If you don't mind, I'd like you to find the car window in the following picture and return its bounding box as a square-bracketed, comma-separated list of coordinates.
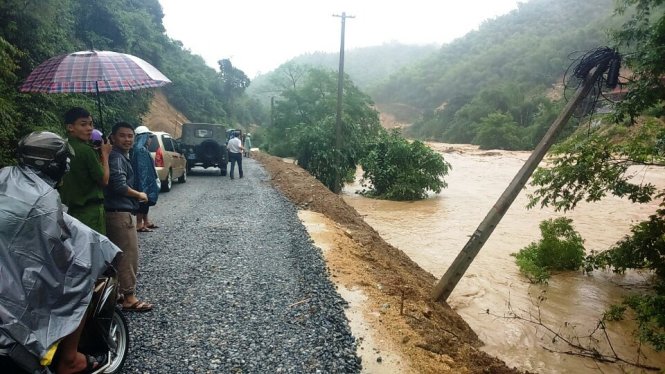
[195, 129, 212, 138]
[147, 134, 159, 152]
[162, 135, 175, 152]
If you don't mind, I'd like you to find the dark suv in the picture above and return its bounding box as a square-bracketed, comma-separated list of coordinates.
[180, 123, 228, 176]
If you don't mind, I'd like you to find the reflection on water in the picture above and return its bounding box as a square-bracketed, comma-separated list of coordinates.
[343, 143, 665, 373]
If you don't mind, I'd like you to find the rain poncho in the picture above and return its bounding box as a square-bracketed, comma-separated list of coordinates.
[244, 136, 252, 154]
[131, 132, 160, 205]
[0, 166, 120, 361]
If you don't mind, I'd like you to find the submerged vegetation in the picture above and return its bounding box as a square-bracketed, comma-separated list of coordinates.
[359, 129, 451, 200]
[511, 217, 585, 283]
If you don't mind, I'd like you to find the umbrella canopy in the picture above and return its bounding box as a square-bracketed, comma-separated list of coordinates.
[19, 50, 171, 93]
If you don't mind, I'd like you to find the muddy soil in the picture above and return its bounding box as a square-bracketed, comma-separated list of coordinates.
[253, 152, 524, 374]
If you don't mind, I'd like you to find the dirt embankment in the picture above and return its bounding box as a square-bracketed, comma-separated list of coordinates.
[141, 90, 189, 137]
[253, 152, 524, 374]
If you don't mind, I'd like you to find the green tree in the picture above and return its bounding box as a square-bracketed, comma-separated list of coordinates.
[612, 0, 665, 121]
[266, 66, 382, 192]
[473, 112, 524, 150]
[527, 121, 663, 212]
[218, 58, 250, 122]
[360, 129, 451, 200]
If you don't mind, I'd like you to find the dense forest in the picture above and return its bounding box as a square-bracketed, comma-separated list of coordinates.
[0, 0, 263, 167]
[371, 0, 621, 149]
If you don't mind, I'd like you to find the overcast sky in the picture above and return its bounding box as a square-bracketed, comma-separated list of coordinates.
[159, 0, 522, 78]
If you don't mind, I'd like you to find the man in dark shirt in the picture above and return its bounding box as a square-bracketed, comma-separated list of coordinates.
[104, 122, 153, 312]
[59, 107, 111, 234]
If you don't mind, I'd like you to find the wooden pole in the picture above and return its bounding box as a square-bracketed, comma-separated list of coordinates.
[432, 67, 603, 302]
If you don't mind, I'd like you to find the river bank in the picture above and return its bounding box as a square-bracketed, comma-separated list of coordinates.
[341, 142, 665, 373]
[253, 151, 523, 373]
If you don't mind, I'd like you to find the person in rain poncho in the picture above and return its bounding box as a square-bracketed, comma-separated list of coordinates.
[131, 125, 160, 232]
[243, 133, 252, 158]
[0, 131, 120, 373]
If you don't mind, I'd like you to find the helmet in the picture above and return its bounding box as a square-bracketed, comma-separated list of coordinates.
[17, 131, 73, 182]
[134, 125, 151, 135]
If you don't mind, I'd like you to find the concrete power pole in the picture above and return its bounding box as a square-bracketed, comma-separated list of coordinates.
[432, 67, 605, 302]
[332, 12, 354, 193]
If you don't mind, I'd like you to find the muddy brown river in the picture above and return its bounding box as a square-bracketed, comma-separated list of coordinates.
[342, 143, 665, 373]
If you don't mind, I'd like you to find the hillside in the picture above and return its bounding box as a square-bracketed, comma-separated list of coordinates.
[141, 90, 190, 138]
[371, 0, 621, 146]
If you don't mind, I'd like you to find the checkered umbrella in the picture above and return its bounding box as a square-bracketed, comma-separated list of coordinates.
[20, 50, 171, 93]
[20, 50, 171, 132]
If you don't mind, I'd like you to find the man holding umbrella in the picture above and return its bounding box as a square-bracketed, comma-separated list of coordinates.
[59, 107, 111, 234]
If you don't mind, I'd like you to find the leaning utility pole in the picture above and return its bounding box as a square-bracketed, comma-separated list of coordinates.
[332, 12, 354, 193]
[432, 66, 605, 302]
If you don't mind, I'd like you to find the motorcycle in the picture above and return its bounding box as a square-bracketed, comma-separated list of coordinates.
[0, 268, 130, 374]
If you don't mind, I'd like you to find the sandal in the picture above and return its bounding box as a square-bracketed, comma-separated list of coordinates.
[122, 300, 153, 312]
[80, 353, 103, 374]
[137, 227, 153, 232]
[146, 223, 159, 229]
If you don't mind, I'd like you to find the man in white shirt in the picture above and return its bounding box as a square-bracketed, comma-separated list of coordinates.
[227, 131, 244, 179]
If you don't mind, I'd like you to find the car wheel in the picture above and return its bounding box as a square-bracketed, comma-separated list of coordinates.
[161, 170, 172, 192]
[178, 167, 187, 183]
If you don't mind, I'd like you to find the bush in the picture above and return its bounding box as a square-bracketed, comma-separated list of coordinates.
[359, 129, 451, 200]
[511, 217, 586, 282]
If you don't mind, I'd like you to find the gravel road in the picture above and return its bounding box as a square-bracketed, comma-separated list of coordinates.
[120, 158, 361, 373]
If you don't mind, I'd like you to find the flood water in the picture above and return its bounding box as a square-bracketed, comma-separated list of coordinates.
[342, 143, 665, 373]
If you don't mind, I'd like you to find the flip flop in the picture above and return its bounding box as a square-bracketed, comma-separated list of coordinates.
[76, 353, 103, 374]
[122, 300, 153, 312]
[146, 224, 159, 229]
[137, 227, 154, 232]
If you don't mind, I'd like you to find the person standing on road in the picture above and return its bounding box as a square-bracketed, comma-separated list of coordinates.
[227, 130, 244, 179]
[59, 107, 111, 234]
[131, 125, 160, 233]
[243, 133, 252, 158]
[105, 122, 153, 312]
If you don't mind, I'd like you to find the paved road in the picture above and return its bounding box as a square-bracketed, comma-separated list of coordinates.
[121, 158, 360, 373]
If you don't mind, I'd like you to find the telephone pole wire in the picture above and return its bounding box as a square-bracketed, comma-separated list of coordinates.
[332, 11, 354, 193]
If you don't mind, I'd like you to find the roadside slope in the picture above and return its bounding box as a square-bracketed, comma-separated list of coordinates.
[253, 152, 524, 374]
[141, 91, 189, 137]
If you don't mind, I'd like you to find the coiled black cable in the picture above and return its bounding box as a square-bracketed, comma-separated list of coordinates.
[562, 47, 622, 119]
